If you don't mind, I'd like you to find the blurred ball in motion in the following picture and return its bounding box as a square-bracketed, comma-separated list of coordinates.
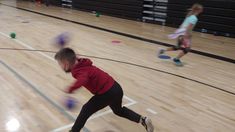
[64, 96, 77, 110]
[53, 32, 70, 48]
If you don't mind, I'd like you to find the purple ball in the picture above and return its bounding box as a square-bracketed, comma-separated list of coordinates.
[65, 97, 76, 110]
[55, 32, 70, 47]
[58, 36, 66, 46]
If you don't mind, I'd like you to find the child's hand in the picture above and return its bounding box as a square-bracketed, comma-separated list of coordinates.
[64, 88, 72, 94]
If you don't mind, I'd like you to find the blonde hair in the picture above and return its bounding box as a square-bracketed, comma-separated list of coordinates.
[187, 3, 203, 17]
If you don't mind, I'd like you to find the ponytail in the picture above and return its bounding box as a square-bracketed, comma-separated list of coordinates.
[186, 3, 203, 17]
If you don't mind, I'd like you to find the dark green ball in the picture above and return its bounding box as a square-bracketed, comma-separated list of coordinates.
[10, 32, 16, 39]
[96, 13, 100, 17]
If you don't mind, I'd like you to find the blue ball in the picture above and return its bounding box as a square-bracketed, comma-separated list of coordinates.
[65, 97, 76, 110]
[58, 36, 66, 46]
[55, 32, 70, 47]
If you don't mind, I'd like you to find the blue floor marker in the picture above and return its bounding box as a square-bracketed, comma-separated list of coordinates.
[158, 54, 171, 59]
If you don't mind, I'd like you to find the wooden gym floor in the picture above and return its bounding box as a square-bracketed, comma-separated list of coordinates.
[0, 1, 234, 132]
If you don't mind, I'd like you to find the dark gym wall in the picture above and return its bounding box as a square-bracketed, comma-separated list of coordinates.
[32, 0, 235, 37]
[24, 0, 143, 19]
[72, 0, 143, 20]
[49, 0, 61, 6]
[166, 0, 235, 37]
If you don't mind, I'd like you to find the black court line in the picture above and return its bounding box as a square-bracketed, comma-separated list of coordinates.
[0, 3, 234, 64]
[0, 47, 234, 96]
[0, 60, 90, 132]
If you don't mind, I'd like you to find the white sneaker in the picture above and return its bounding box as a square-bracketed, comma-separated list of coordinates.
[141, 117, 154, 132]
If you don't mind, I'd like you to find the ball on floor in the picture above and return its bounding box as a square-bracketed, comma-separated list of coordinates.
[10, 32, 16, 39]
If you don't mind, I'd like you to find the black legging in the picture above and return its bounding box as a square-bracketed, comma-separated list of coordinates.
[71, 81, 141, 132]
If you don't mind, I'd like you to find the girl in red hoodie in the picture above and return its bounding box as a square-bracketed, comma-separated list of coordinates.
[55, 48, 154, 132]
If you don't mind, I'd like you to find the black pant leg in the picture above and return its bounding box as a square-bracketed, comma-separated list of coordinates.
[109, 82, 141, 123]
[71, 95, 110, 132]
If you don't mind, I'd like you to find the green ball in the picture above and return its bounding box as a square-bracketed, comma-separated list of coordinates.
[96, 13, 100, 17]
[10, 32, 16, 39]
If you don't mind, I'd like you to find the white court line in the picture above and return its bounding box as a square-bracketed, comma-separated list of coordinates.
[146, 108, 157, 115]
[51, 123, 73, 132]
[124, 95, 137, 104]
[89, 99, 137, 120]
[0, 31, 138, 132]
[0, 31, 137, 105]
[0, 32, 55, 61]
[51, 101, 137, 132]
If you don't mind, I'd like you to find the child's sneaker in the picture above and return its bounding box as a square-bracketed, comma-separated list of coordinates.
[141, 117, 154, 132]
[157, 48, 165, 56]
[173, 58, 183, 66]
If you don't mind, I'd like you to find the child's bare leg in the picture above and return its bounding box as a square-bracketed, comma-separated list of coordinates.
[173, 47, 190, 63]
[158, 36, 183, 55]
[175, 50, 186, 59]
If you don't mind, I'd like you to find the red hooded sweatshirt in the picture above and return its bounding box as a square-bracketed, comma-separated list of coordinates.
[68, 58, 115, 95]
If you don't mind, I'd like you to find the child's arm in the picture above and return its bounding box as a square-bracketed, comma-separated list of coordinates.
[185, 16, 197, 37]
[66, 72, 89, 93]
[185, 24, 194, 37]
